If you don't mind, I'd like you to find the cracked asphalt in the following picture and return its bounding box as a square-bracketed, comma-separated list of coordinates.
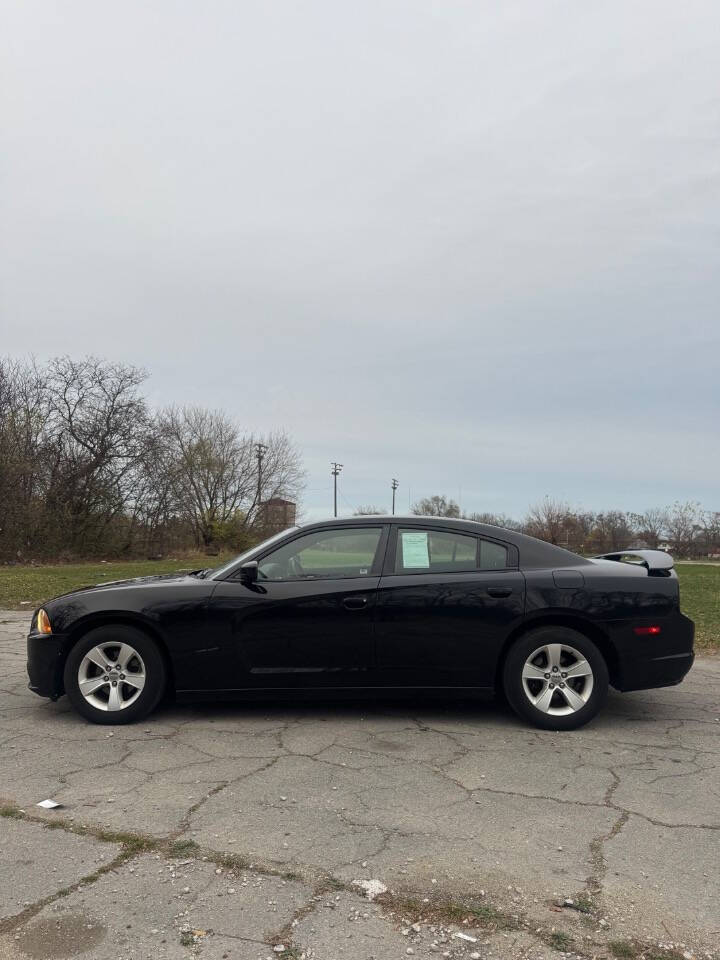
[1, 611, 719, 960]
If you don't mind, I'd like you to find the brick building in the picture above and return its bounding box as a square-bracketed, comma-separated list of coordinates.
[258, 498, 297, 533]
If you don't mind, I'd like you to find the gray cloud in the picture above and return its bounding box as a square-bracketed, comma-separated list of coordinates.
[2, 0, 718, 519]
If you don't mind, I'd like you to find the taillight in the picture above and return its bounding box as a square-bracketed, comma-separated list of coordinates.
[36, 609, 52, 634]
[633, 625, 661, 636]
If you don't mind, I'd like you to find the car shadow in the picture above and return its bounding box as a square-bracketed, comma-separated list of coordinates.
[156, 691, 515, 724]
[148, 686, 675, 731]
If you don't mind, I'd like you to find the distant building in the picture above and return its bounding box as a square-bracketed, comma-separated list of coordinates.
[258, 498, 297, 533]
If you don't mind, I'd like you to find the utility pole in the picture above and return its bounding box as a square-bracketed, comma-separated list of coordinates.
[391, 478, 399, 515]
[331, 462, 343, 517]
[255, 443, 268, 515]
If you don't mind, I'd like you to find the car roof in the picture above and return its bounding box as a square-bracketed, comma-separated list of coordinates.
[294, 515, 590, 568]
[298, 514, 496, 533]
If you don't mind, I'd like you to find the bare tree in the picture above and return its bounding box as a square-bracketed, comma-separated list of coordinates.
[159, 408, 303, 549]
[698, 510, 720, 557]
[592, 511, 634, 552]
[247, 431, 305, 526]
[411, 495, 460, 518]
[5, 354, 720, 566]
[0, 358, 49, 557]
[666, 501, 703, 557]
[524, 497, 571, 545]
[465, 511, 522, 530]
[354, 505, 386, 515]
[158, 406, 254, 548]
[127, 423, 187, 556]
[0, 356, 305, 560]
[628, 508, 669, 549]
[42, 356, 152, 553]
[0, 356, 153, 558]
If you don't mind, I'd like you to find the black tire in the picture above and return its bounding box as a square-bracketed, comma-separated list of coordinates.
[63, 624, 166, 725]
[503, 626, 608, 730]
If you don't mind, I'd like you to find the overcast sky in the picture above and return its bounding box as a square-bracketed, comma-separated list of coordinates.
[1, 0, 718, 521]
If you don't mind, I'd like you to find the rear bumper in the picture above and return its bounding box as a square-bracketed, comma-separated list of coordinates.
[27, 632, 65, 699]
[615, 650, 694, 691]
[611, 612, 695, 692]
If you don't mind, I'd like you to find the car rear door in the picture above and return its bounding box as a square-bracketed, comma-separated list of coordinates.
[373, 524, 525, 688]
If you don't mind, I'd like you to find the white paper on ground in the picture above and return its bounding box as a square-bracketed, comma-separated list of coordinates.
[37, 799, 62, 809]
[352, 879, 388, 900]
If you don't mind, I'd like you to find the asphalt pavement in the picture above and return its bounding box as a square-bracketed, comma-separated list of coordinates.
[1, 611, 718, 960]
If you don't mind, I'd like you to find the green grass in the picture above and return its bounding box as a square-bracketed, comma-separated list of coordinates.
[609, 940, 638, 959]
[546, 930, 574, 951]
[0, 554, 233, 609]
[0, 556, 717, 652]
[676, 563, 720, 651]
[168, 838, 200, 857]
[564, 893, 594, 914]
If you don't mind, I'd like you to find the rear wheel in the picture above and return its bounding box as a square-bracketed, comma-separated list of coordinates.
[64, 625, 166, 724]
[503, 626, 608, 730]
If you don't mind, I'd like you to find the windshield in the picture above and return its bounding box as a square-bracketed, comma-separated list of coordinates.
[208, 527, 299, 580]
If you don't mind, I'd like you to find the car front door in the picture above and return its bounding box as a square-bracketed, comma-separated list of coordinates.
[374, 524, 525, 688]
[208, 525, 389, 690]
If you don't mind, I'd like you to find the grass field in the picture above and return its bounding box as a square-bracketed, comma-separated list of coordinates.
[0, 555, 233, 612]
[0, 556, 717, 651]
[676, 563, 720, 651]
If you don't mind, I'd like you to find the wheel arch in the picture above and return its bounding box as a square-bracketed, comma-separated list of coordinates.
[495, 613, 618, 692]
[61, 613, 175, 697]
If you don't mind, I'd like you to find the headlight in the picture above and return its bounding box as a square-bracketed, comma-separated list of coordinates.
[36, 608, 52, 635]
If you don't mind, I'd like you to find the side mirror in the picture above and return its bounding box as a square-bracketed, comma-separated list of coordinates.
[239, 560, 259, 584]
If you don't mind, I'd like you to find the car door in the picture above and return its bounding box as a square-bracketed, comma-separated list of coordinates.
[208, 524, 389, 689]
[374, 524, 525, 687]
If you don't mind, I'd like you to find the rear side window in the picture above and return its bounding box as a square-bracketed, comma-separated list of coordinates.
[394, 528, 508, 574]
[480, 539, 508, 570]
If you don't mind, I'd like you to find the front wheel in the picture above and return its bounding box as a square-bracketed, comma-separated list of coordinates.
[63, 625, 166, 724]
[503, 627, 608, 730]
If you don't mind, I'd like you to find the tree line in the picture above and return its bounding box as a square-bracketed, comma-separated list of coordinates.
[356, 495, 720, 559]
[2, 357, 716, 564]
[0, 357, 303, 562]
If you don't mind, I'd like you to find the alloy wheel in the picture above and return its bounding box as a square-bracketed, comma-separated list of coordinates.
[521, 642, 594, 716]
[77, 641, 146, 712]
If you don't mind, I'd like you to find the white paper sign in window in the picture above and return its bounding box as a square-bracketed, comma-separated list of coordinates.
[401, 531, 430, 569]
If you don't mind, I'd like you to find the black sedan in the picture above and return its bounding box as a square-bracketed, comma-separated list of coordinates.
[27, 517, 694, 729]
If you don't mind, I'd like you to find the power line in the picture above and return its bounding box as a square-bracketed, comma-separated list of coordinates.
[339, 490, 357, 514]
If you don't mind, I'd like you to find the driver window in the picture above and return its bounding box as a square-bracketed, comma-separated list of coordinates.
[257, 528, 383, 581]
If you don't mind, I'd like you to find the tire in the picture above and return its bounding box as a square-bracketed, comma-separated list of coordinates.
[503, 626, 608, 730]
[63, 624, 166, 725]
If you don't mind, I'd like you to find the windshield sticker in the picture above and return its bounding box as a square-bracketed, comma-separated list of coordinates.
[401, 531, 430, 569]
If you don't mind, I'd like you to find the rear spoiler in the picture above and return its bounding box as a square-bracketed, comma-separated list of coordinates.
[593, 549, 674, 577]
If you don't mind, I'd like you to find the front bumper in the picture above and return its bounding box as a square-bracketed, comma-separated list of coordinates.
[27, 632, 65, 699]
[612, 612, 695, 692]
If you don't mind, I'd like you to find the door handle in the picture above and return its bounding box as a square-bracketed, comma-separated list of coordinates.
[487, 586, 512, 598]
[343, 596, 368, 610]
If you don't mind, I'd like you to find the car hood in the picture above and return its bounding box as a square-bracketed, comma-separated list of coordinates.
[46, 571, 202, 604]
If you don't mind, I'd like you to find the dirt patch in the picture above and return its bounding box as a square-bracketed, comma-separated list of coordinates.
[15, 914, 106, 959]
